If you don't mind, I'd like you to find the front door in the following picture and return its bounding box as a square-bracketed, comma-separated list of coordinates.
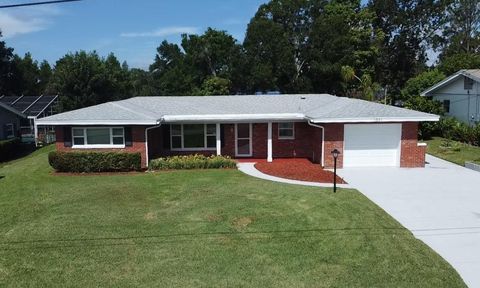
[235, 123, 252, 157]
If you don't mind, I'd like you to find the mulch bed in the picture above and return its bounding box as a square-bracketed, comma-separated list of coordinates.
[254, 158, 346, 184]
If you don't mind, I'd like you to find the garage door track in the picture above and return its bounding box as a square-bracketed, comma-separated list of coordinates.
[338, 155, 480, 288]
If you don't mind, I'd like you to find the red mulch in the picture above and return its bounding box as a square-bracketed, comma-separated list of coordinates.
[254, 158, 346, 184]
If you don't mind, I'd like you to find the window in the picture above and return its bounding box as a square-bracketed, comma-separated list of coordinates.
[72, 127, 125, 148]
[464, 77, 474, 90]
[278, 122, 295, 139]
[170, 124, 217, 150]
[5, 123, 14, 139]
[443, 100, 450, 113]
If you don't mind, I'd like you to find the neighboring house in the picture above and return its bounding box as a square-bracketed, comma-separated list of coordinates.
[421, 69, 480, 125]
[0, 95, 59, 143]
[0, 102, 25, 141]
[36, 94, 439, 169]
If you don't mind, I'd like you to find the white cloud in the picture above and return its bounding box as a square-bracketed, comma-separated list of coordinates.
[0, 5, 62, 38]
[120, 26, 199, 38]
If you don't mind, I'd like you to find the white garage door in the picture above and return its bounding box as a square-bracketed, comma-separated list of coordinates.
[344, 124, 401, 167]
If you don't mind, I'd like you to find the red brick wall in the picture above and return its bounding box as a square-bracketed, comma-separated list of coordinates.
[322, 123, 344, 169]
[400, 122, 426, 167]
[55, 126, 148, 168]
[54, 122, 427, 169]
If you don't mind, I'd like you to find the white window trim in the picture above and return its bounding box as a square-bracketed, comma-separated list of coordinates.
[235, 123, 253, 157]
[72, 127, 125, 149]
[170, 124, 217, 151]
[5, 123, 15, 139]
[278, 122, 295, 140]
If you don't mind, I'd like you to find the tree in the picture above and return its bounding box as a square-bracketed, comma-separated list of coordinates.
[401, 69, 446, 99]
[368, 0, 449, 94]
[308, 0, 381, 95]
[9, 53, 41, 95]
[48, 51, 132, 111]
[0, 31, 15, 95]
[436, 0, 480, 58]
[198, 76, 231, 96]
[438, 53, 480, 75]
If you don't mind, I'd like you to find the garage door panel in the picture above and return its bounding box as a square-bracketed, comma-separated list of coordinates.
[344, 124, 401, 167]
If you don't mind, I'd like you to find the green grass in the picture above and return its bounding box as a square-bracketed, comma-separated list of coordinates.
[425, 137, 480, 166]
[0, 146, 465, 287]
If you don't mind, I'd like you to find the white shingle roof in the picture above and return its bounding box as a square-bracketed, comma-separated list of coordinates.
[36, 94, 439, 125]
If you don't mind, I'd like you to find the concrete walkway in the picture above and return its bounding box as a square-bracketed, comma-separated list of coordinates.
[337, 155, 480, 288]
[237, 162, 351, 188]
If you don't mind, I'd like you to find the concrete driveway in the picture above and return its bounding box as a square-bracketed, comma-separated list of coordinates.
[337, 155, 480, 288]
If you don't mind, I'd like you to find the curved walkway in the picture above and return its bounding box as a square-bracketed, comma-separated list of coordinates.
[237, 163, 351, 188]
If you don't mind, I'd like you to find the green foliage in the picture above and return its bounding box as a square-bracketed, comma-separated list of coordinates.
[437, 117, 480, 146]
[149, 154, 237, 170]
[404, 96, 444, 139]
[198, 76, 231, 95]
[401, 69, 446, 99]
[369, 0, 448, 94]
[48, 51, 132, 111]
[0, 31, 16, 95]
[0, 138, 20, 162]
[438, 53, 480, 75]
[48, 151, 141, 173]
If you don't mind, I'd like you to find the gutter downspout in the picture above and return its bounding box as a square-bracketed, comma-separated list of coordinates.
[145, 120, 163, 168]
[307, 121, 325, 167]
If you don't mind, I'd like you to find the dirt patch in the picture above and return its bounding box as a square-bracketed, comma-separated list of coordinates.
[206, 214, 223, 222]
[144, 212, 157, 220]
[232, 216, 254, 230]
[255, 158, 346, 184]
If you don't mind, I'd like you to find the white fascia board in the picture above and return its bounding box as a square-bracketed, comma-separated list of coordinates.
[35, 119, 160, 126]
[420, 73, 463, 96]
[161, 113, 305, 123]
[308, 116, 440, 123]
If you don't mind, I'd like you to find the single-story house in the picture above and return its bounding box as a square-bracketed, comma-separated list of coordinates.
[0, 95, 59, 143]
[0, 101, 25, 140]
[36, 94, 439, 169]
[421, 69, 480, 125]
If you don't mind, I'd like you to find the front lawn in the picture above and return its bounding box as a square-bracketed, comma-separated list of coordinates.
[425, 137, 480, 166]
[0, 146, 465, 287]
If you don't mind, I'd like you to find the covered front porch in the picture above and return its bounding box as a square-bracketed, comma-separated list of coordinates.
[146, 122, 326, 166]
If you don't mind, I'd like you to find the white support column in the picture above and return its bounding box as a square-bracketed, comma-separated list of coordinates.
[267, 122, 273, 162]
[216, 123, 221, 156]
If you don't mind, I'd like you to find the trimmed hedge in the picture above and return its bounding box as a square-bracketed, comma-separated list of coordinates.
[0, 138, 20, 162]
[48, 151, 142, 173]
[149, 154, 237, 170]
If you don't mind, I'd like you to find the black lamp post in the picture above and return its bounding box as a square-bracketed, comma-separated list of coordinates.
[331, 149, 340, 193]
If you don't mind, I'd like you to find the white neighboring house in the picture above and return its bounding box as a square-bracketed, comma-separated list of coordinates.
[421, 69, 480, 125]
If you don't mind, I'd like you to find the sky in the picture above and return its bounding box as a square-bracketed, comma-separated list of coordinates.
[0, 0, 268, 69]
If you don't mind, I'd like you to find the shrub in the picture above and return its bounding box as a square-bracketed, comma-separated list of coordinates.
[49, 151, 142, 173]
[0, 138, 21, 162]
[438, 117, 480, 146]
[149, 154, 237, 170]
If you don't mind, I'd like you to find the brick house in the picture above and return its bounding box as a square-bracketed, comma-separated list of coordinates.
[37, 94, 439, 169]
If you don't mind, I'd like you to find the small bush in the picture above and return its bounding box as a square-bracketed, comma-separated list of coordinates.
[149, 154, 237, 170]
[49, 151, 142, 173]
[0, 138, 21, 162]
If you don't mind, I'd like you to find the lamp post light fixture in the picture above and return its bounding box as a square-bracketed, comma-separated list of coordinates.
[331, 149, 340, 193]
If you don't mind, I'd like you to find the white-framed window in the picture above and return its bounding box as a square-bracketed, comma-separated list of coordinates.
[5, 123, 14, 139]
[72, 127, 125, 148]
[170, 124, 217, 151]
[278, 122, 295, 139]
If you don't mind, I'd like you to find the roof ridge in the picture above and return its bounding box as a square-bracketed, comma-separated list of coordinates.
[111, 101, 159, 120]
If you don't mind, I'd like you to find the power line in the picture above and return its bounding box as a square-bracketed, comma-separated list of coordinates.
[0, 0, 82, 9]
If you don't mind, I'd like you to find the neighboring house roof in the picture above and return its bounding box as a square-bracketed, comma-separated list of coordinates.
[36, 94, 439, 126]
[0, 95, 58, 117]
[0, 101, 26, 118]
[421, 69, 480, 96]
